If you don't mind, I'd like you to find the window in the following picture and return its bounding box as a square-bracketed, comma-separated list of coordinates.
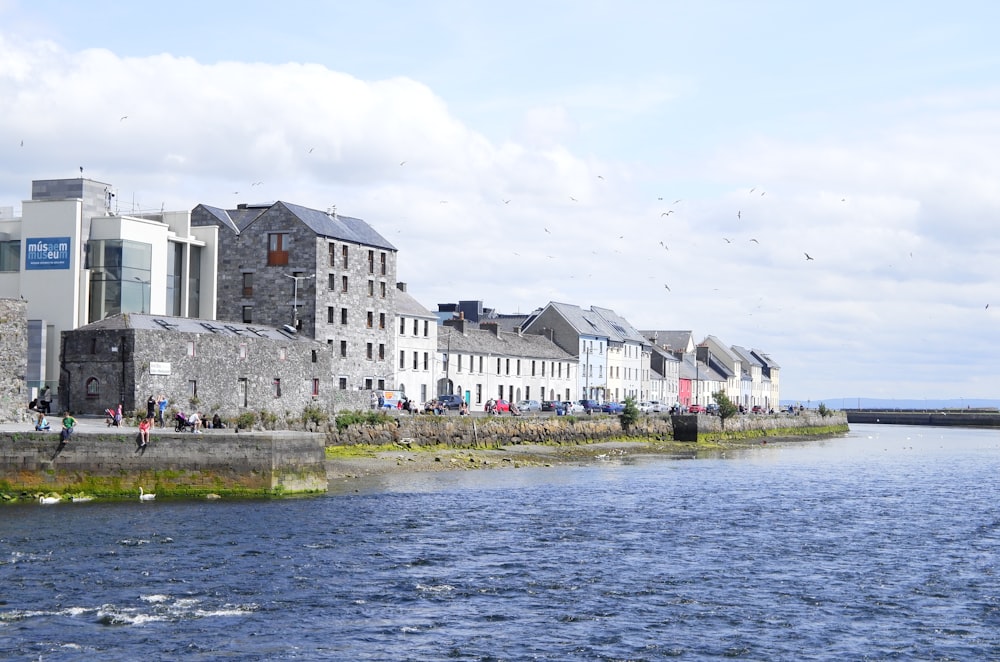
[90, 338, 97, 354]
[368, 250, 375, 274]
[188, 380, 197, 398]
[516, 360, 521, 376]
[312, 378, 320, 397]
[475, 384, 482, 404]
[379, 313, 385, 329]
[328, 273, 336, 290]
[187, 341, 196, 357]
[423, 320, 429, 337]
[380, 252, 387, 275]
[279, 347, 286, 361]
[505, 359, 510, 375]
[239, 344, 248, 359]
[328, 243, 336, 267]
[267, 233, 289, 266]
[367, 279, 374, 296]
[341, 245, 348, 268]
[377, 378, 385, 390]
[327, 306, 334, 323]
[238, 378, 248, 406]
[400, 317, 406, 334]
[273, 378, 281, 397]
[413, 319, 418, 335]
[242, 306, 253, 323]
[457, 355, 463, 372]
[312, 349, 318, 363]
[380, 281, 386, 298]
[341, 307, 348, 325]
[366, 343, 373, 360]
[242, 272, 253, 296]
[478, 356, 483, 372]
[378, 344, 385, 360]
[340, 340, 347, 357]
[399, 350, 406, 369]
[366, 311, 374, 328]
[364, 378, 373, 390]
[85, 377, 100, 399]
[338, 377, 348, 390]
[413, 351, 418, 370]
[0, 240, 20, 272]
[341, 275, 348, 292]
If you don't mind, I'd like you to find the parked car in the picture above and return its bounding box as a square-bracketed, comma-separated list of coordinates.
[437, 394, 465, 410]
[648, 400, 667, 413]
[601, 401, 625, 414]
[706, 403, 720, 415]
[577, 399, 602, 413]
[485, 399, 511, 413]
[751, 405, 763, 414]
[688, 404, 705, 414]
[562, 401, 585, 414]
[638, 401, 653, 413]
[516, 399, 541, 412]
[541, 400, 560, 412]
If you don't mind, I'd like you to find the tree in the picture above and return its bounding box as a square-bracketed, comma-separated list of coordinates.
[712, 390, 739, 428]
[620, 396, 640, 432]
[817, 402, 830, 417]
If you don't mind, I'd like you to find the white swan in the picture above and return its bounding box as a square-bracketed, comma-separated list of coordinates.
[39, 495, 61, 504]
[139, 487, 156, 501]
[71, 495, 94, 503]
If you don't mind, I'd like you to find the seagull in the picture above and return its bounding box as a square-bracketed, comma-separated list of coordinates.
[569, 196, 577, 202]
[750, 187, 756, 193]
[750, 238, 759, 243]
[723, 238, 732, 243]
[674, 199, 682, 204]
[139, 487, 156, 501]
[120, 116, 128, 121]
[20, 140, 23, 147]
[71, 495, 94, 503]
[503, 199, 510, 204]
[987, 304, 990, 310]
[79, 166, 83, 174]
[597, 175, 604, 180]
[308, 147, 314, 153]
[399, 160, 407, 166]
[664, 284, 671, 291]
[661, 211, 673, 217]
[804, 252, 814, 260]
[544, 228, 550, 233]
[737, 211, 741, 219]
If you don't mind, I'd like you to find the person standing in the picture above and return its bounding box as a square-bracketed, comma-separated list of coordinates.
[39, 385, 52, 415]
[157, 394, 168, 428]
[146, 395, 156, 420]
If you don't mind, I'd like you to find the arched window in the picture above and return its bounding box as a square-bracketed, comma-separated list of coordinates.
[85, 377, 100, 399]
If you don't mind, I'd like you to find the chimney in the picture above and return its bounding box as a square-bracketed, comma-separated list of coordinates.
[237, 203, 248, 210]
[396, 282, 407, 292]
[481, 321, 500, 336]
[443, 318, 466, 334]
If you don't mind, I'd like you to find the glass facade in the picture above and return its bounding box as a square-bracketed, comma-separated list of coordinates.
[166, 242, 183, 316]
[86, 239, 152, 322]
[0, 240, 19, 272]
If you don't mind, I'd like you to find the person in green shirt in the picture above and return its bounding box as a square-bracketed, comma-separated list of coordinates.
[60, 412, 77, 442]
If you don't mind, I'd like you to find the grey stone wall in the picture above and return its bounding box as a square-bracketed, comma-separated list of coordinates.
[0, 299, 28, 422]
[61, 324, 337, 422]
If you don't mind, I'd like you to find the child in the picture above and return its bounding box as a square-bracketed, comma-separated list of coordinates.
[138, 417, 151, 447]
[35, 412, 50, 431]
[60, 412, 77, 442]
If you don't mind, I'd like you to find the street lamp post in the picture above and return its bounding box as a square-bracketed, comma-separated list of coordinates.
[133, 276, 148, 314]
[283, 273, 316, 329]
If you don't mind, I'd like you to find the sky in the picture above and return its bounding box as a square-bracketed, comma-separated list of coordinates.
[0, 0, 998, 403]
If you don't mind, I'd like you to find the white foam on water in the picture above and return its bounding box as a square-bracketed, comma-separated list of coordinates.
[415, 583, 454, 593]
[140, 594, 171, 603]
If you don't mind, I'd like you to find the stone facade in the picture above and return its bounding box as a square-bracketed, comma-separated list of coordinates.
[60, 314, 336, 422]
[191, 201, 398, 394]
[0, 298, 28, 422]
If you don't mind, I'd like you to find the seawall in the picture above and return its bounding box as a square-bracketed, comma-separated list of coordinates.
[845, 410, 1000, 427]
[0, 429, 327, 497]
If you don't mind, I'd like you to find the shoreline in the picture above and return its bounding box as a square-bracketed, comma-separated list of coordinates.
[325, 434, 831, 487]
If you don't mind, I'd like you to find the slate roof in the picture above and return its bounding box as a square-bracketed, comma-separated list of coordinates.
[439, 326, 574, 361]
[678, 355, 727, 382]
[395, 289, 436, 319]
[195, 201, 397, 251]
[74, 313, 304, 341]
[751, 349, 780, 370]
[641, 330, 695, 353]
[590, 305, 647, 346]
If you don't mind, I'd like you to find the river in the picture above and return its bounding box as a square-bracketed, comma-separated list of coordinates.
[2, 423, 999, 660]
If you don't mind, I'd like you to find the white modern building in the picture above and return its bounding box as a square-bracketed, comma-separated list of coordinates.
[0, 177, 217, 398]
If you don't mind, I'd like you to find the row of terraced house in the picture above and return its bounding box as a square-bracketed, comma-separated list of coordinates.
[0, 176, 778, 420]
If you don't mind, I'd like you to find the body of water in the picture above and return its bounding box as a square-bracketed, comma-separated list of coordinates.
[2, 424, 999, 660]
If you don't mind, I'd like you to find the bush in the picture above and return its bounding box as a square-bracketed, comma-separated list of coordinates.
[620, 396, 640, 431]
[334, 410, 392, 431]
[817, 403, 831, 417]
[712, 391, 739, 427]
[302, 404, 329, 428]
[235, 411, 257, 430]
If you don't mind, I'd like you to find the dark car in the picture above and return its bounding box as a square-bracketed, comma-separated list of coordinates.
[437, 394, 465, 410]
[577, 399, 602, 413]
[541, 400, 559, 412]
[601, 402, 625, 414]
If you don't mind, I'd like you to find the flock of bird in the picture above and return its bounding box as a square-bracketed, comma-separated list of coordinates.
[37, 488, 154, 504]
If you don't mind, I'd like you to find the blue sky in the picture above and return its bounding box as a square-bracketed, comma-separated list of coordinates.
[1, 0, 998, 402]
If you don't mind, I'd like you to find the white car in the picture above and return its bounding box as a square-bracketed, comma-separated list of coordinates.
[562, 402, 585, 414]
[638, 401, 653, 413]
[648, 400, 667, 412]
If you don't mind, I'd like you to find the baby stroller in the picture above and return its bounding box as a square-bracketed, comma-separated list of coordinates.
[174, 412, 196, 432]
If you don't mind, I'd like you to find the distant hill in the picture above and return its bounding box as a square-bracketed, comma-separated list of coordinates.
[781, 398, 1000, 410]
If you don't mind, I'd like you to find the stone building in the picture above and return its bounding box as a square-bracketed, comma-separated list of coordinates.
[0, 298, 29, 421]
[191, 201, 397, 392]
[60, 313, 335, 420]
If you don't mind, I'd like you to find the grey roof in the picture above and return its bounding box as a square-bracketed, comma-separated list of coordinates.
[641, 330, 695, 353]
[539, 301, 616, 340]
[730, 345, 764, 369]
[75, 313, 305, 341]
[394, 288, 436, 319]
[439, 327, 574, 361]
[195, 201, 396, 251]
[678, 355, 727, 382]
[702, 335, 741, 362]
[590, 306, 647, 345]
[751, 349, 780, 370]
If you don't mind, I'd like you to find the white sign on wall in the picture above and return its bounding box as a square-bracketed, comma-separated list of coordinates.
[149, 362, 171, 375]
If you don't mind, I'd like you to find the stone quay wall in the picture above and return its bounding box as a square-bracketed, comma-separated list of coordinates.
[0, 430, 327, 497]
[328, 411, 847, 448]
[0, 298, 28, 424]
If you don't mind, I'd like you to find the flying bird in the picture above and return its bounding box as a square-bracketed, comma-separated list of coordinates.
[737, 211, 741, 220]
[308, 147, 314, 153]
[20, 140, 23, 147]
[750, 187, 756, 193]
[804, 252, 814, 260]
[661, 211, 673, 217]
[399, 160, 406, 166]
[597, 175, 604, 180]
[503, 199, 510, 204]
[120, 116, 128, 121]
[664, 284, 671, 291]
[674, 199, 682, 204]
[569, 196, 578, 202]
[544, 228, 550, 234]
[750, 238, 759, 243]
